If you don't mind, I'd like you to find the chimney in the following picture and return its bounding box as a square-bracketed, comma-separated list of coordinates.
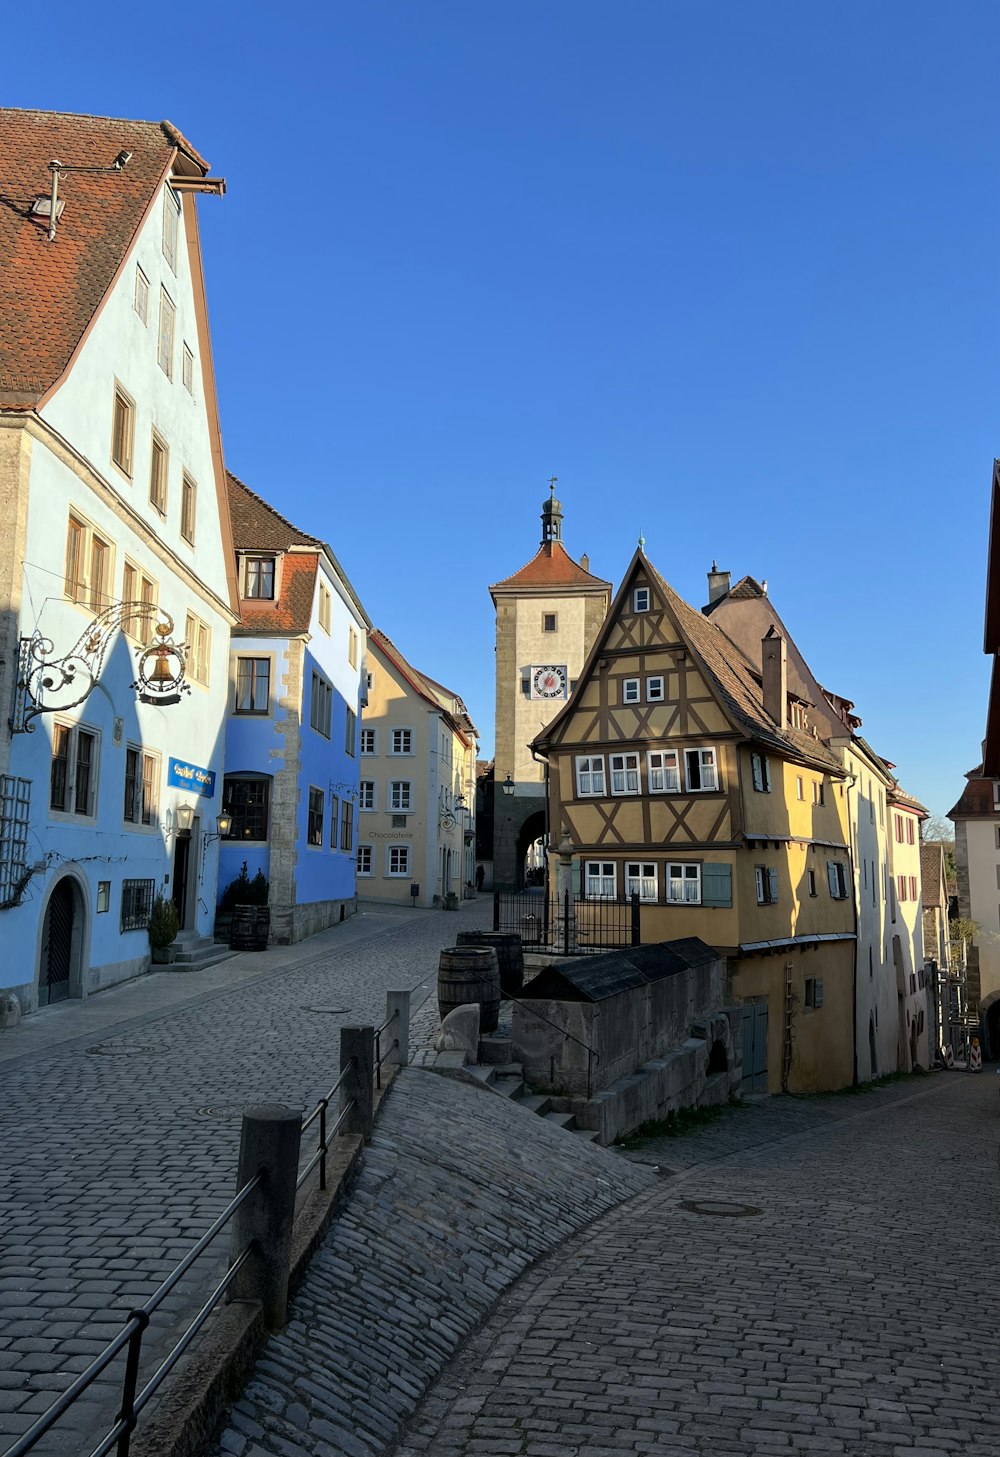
[706, 560, 731, 606]
[761, 630, 787, 730]
[580, 553, 590, 572]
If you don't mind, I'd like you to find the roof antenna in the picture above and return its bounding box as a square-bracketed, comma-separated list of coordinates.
[41, 150, 133, 243]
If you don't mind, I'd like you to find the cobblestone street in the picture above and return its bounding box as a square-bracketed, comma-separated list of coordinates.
[401, 1072, 1000, 1457]
[0, 899, 490, 1451]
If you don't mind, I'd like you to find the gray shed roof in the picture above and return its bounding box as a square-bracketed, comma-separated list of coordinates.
[520, 938, 720, 1003]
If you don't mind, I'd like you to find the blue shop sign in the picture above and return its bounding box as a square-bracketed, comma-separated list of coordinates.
[168, 757, 216, 797]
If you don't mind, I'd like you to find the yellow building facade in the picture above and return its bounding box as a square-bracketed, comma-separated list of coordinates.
[534, 550, 857, 1093]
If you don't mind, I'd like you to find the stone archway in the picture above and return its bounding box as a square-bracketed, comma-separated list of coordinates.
[516, 811, 547, 890]
[36, 872, 88, 1009]
[981, 990, 1000, 1059]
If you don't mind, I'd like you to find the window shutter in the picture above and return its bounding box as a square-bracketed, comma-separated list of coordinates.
[814, 978, 824, 1009]
[701, 862, 732, 908]
[827, 862, 839, 898]
[767, 867, 779, 903]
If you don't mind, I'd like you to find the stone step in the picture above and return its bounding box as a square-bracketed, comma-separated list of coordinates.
[573, 1127, 600, 1142]
[169, 948, 237, 973]
[518, 1094, 553, 1117]
[465, 1065, 497, 1087]
[492, 1076, 526, 1101]
[493, 1062, 524, 1080]
[544, 1110, 577, 1132]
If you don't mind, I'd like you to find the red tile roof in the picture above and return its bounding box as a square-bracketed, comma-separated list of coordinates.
[491, 541, 611, 594]
[0, 109, 207, 408]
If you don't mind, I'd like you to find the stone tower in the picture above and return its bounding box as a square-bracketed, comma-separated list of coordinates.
[489, 483, 611, 888]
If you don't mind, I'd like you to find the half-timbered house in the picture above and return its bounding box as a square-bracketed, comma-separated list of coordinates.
[532, 549, 857, 1093]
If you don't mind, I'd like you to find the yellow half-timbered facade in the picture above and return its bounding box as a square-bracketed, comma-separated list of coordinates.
[533, 550, 858, 1093]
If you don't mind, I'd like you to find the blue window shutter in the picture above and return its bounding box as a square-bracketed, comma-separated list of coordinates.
[702, 862, 732, 907]
[767, 867, 779, 903]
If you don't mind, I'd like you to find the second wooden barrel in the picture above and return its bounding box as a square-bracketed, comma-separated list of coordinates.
[438, 946, 500, 1034]
[455, 931, 524, 997]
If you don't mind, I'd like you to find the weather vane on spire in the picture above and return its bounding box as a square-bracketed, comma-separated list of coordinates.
[548, 476, 558, 496]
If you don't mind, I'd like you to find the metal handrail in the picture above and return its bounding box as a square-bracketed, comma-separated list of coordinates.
[301, 1057, 356, 1134]
[3, 1170, 264, 1457]
[295, 1099, 356, 1191]
[373, 1009, 399, 1089]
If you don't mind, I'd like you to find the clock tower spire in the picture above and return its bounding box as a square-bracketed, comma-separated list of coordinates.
[541, 476, 563, 545]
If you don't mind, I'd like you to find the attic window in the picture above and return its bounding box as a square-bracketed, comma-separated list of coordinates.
[244, 557, 275, 600]
[31, 196, 65, 221]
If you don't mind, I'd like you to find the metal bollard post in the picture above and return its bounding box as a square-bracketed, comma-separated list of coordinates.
[385, 990, 410, 1068]
[228, 1104, 302, 1329]
[339, 1025, 375, 1137]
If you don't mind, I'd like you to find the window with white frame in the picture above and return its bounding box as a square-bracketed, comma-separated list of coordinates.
[575, 755, 605, 797]
[666, 862, 701, 903]
[609, 752, 640, 795]
[827, 861, 850, 899]
[180, 473, 197, 545]
[185, 613, 210, 686]
[684, 747, 718, 791]
[585, 860, 616, 900]
[65, 513, 113, 611]
[360, 728, 377, 754]
[122, 561, 157, 642]
[357, 845, 373, 877]
[182, 344, 194, 394]
[157, 288, 175, 378]
[755, 865, 779, 905]
[633, 586, 650, 612]
[812, 779, 825, 806]
[646, 676, 664, 702]
[622, 678, 640, 705]
[134, 266, 149, 324]
[235, 657, 270, 715]
[348, 627, 359, 668]
[149, 431, 168, 514]
[647, 749, 680, 793]
[50, 722, 99, 818]
[359, 780, 375, 811]
[307, 787, 324, 846]
[625, 861, 658, 902]
[390, 728, 413, 755]
[310, 672, 333, 737]
[796, 776, 804, 800]
[123, 746, 159, 827]
[387, 844, 410, 876]
[162, 186, 180, 271]
[318, 583, 332, 633]
[244, 556, 275, 599]
[389, 780, 412, 812]
[111, 383, 135, 478]
[751, 752, 771, 793]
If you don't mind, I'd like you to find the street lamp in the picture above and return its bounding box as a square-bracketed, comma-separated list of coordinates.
[501, 774, 515, 797]
[175, 803, 196, 838]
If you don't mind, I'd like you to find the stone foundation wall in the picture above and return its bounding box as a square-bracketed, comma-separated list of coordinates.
[270, 897, 357, 945]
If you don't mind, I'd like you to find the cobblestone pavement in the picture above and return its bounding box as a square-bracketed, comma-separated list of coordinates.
[399, 1071, 1000, 1457]
[210, 1069, 654, 1457]
[0, 899, 489, 1453]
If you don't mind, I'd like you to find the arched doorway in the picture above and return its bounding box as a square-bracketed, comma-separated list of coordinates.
[38, 875, 85, 1007]
[516, 811, 547, 890]
[983, 994, 1000, 1060]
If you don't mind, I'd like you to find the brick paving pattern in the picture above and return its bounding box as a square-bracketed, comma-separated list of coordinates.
[211, 1069, 654, 1457]
[0, 900, 490, 1453]
[400, 1072, 1000, 1457]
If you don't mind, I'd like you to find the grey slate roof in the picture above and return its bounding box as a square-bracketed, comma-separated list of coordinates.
[520, 938, 720, 1003]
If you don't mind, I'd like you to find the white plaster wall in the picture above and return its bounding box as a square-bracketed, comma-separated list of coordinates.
[966, 818, 1000, 1002]
[40, 184, 229, 605]
[846, 750, 896, 1079]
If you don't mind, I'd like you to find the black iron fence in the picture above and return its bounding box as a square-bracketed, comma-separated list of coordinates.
[2, 992, 411, 1457]
[493, 889, 640, 954]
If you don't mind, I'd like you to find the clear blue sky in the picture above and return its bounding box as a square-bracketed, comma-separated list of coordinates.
[9, 1, 999, 820]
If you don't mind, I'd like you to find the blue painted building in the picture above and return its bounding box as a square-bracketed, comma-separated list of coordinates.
[219, 473, 370, 943]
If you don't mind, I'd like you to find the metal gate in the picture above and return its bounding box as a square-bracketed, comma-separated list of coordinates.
[741, 1001, 768, 1092]
[40, 878, 75, 1006]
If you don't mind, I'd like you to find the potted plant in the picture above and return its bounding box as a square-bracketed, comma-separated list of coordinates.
[149, 893, 180, 964]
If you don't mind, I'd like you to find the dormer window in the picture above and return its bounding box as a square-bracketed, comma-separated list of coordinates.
[244, 556, 276, 600]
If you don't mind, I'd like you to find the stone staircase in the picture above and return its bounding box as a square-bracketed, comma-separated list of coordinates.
[170, 931, 237, 974]
[463, 1060, 600, 1142]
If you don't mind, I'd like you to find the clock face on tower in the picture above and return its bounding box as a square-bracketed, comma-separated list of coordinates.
[531, 665, 568, 700]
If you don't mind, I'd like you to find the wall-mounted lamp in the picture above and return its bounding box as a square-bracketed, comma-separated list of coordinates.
[204, 812, 232, 845]
[501, 774, 515, 797]
[175, 803, 196, 839]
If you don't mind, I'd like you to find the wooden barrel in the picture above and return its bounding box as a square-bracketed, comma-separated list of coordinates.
[438, 946, 500, 1034]
[456, 932, 524, 997]
[229, 905, 257, 951]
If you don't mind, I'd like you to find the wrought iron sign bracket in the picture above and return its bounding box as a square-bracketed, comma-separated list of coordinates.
[10, 602, 190, 734]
